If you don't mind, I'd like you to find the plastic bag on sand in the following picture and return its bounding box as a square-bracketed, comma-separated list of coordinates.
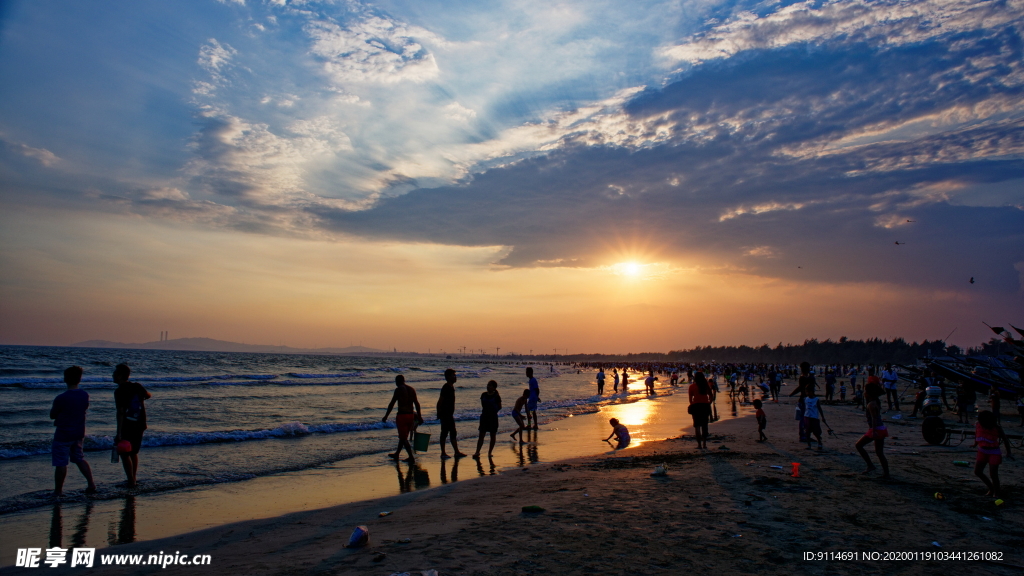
[389, 572, 438, 576]
[650, 465, 667, 477]
[347, 525, 369, 548]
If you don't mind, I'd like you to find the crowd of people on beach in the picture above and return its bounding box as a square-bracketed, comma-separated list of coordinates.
[48, 357, 1019, 501]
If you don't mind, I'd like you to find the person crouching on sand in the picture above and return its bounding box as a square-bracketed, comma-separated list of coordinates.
[604, 418, 630, 449]
[510, 388, 530, 443]
[855, 382, 889, 478]
[382, 375, 423, 463]
[474, 380, 502, 459]
[973, 410, 1013, 497]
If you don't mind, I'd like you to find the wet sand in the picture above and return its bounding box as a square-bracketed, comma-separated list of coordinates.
[1, 386, 728, 566]
[4, 391, 1021, 575]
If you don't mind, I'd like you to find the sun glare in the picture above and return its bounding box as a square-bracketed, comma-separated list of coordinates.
[616, 262, 643, 277]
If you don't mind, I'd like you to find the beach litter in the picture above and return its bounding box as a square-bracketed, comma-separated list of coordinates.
[522, 505, 546, 513]
[932, 542, 941, 548]
[770, 465, 784, 470]
[891, 414, 902, 420]
[934, 492, 945, 500]
[952, 460, 970, 467]
[791, 462, 801, 477]
[995, 499, 1005, 507]
[346, 526, 369, 548]
[981, 516, 992, 521]
[379, 511, 392, 517]
[399, 538, 412, 543]
[650, 465, 668, 477]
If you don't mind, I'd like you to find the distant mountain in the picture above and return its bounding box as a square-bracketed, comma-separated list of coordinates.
[71, 337, 383, 355]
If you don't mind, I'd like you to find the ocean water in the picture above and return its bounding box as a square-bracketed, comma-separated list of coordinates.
[0, 346, 650, 513]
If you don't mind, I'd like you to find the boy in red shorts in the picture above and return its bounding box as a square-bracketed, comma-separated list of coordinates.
[382, 375, 423, 462]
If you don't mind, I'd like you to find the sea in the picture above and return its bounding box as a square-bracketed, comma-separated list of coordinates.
[0, 345, 639, 514]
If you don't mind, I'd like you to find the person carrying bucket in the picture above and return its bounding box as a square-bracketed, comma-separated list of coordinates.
[382, 375, 424, 463]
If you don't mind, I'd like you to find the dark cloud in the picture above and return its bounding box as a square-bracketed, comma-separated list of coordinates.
[310, 25, 1024, 291]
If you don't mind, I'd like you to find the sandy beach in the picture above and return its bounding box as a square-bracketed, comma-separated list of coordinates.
[6, 390, 1021, 576]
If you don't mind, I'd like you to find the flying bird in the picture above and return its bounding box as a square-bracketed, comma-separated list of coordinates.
[895, 241, 905, 245]
[969, 277, 975, 284]
[906, 219, 916, 223]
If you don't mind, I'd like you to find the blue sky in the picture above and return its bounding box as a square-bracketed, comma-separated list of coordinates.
[0, 0, 1021, 351]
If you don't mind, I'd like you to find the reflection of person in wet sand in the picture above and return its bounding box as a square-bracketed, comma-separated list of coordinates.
[111, 496, 136, 545]
[473, 380, 502, 458]
[440, 456, 459, 484]
[604, 418, 631, 449]
[437, 369, 467, 459]
[510, 389, 530, 443]
[382, 375, 424, 462]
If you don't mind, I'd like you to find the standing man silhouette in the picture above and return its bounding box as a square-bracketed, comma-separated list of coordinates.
[526, 367, 540, 430]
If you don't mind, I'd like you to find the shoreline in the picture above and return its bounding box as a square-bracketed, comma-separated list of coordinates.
[5, 393, 1021, 575]
[1, 386, 734, 566]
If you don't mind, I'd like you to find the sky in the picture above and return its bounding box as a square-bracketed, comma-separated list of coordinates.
[0, 0, 1022, 354]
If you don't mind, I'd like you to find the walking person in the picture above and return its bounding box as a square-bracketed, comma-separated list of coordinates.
[612, 368, 619, 393]
[113, 363, 151, 489]
[855, 382, 890, 478]
[51, 366, 97, 498]
[596, 367, 606, 395]
[473, 380, 502, 459]
[526, 367, 540, 430]
[437, 369, 466, 459]
[803, 387, 828, 450]
[973, 410, 1013, 497]
[382, 374, 424, 462]
[790, 362, 816, 443]
[688, 372, 714, 449]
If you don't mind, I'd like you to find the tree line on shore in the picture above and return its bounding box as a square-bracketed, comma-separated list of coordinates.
[553, 337, 1012, 365]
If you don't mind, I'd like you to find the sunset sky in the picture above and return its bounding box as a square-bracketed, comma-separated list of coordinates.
[1, 0, 1022, 353]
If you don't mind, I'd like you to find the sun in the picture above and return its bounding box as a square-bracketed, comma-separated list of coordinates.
[616, 262, 643, 277]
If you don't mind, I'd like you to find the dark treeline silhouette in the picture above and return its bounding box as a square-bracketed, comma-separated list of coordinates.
[559, 337, 951, 365]
[967, 337, 1017, 358]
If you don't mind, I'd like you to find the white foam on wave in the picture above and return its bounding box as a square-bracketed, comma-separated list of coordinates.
[287, 372, 365, 378]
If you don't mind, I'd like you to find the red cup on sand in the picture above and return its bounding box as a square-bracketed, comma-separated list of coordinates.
[791, 462, 801, 477]
[116, 440, 133, 454]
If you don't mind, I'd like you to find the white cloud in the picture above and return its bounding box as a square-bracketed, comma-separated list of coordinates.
[305, 17, 441, 84]
[198, 38, 237, 74]
[719, 202, 807, 222]
[660, 0, 1024, 65]
[443, 102, 476, 123]
[17, 142, 59, 166]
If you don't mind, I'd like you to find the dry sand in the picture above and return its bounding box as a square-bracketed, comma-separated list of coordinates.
[7, 395, 1022, 576]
